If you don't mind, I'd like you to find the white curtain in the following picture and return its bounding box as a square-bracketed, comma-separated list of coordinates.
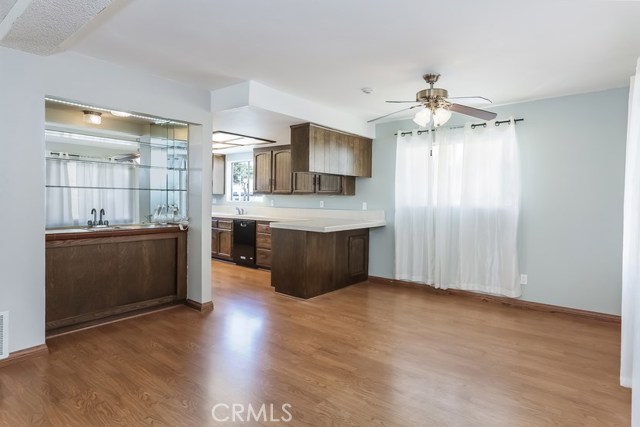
[621, 59, 640, 401]
[45, 157, 139, 227]
[395, 119, 521, 297]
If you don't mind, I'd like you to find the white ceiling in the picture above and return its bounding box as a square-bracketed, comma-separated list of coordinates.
[2, 0, 640, 129]
[62, 0, 640, 122]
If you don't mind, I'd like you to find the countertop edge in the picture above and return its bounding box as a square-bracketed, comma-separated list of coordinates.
[45, 225, 184, 241]
[269, 220, 386, 233]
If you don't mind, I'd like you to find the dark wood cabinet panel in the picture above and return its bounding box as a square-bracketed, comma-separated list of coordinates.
[347, 234, 368, 278]
[256, 248, 272, 268]
[256, 233, 271, 250]
[254, 151, 273, 193]
[253, 145, 292, 194]
[317, 174, 342, 194]
[256, 220, 272, 268]
[291, 173, 356, 195]
[257, 222, 271, 234]
[272, 149, 293, 193]
[291, 122, 372, 177]
[218, 230, 233, 259]
[46, 230, 187, 332]
[218, 219, 233, 230]
[272, 228, 370, 299]
[211, 230, 219, 257]
[212, 217, 233, 261]
[292, 172, 316, 194]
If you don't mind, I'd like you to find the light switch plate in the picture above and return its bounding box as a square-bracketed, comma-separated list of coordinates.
[320, 200, 324, 208]
[520, 274, 528, 285]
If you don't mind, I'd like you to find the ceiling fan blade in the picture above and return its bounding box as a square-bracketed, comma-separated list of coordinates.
[449, 103, 497, 121]
[367, 105, 421, 123]
[386, 100, 420, 104]
[447, 96, 492, 105]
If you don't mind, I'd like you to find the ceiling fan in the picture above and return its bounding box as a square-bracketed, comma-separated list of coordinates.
[368, 73, 497, 127]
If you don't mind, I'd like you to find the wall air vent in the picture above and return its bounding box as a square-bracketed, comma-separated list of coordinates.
[0, 311, 8, 360]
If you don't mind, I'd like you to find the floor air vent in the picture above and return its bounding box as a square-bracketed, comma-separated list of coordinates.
[0, 311, 8, 360]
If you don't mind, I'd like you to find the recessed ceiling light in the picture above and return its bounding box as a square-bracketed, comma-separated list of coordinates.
[83, 110, 102, 125]
[211, 131, 275, 148]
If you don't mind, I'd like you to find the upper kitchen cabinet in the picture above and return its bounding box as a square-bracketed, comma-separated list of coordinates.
[290, 123, 372, 177]
[212, 154, 225, 195]
[253, 145, 293, 194]
[292, 172, 355, 195]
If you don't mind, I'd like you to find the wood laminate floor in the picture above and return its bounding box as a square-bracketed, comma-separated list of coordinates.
[0, 260, 630, 426]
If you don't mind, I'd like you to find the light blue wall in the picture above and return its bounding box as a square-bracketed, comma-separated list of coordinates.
[213, 87, 628, 314]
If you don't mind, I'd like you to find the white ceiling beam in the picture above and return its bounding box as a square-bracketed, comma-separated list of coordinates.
[0, 0, 32, 40]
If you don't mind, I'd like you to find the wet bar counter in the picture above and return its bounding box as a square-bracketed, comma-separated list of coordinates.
[45, 225, 187, 334]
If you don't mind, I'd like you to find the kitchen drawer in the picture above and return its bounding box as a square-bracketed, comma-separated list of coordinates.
[218, 219, 233, 230]
[257, 221, 271, 234]
[256, 232, 271, 250]
[256, 248, 271, 268]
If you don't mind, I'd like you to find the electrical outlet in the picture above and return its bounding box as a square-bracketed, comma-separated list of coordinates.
[320, 200, 324, 208]
[520, 274, 528, 285]
[212, 198, 217, 204]
[270, 199, 275, 207]
[362, 202, 368, 210]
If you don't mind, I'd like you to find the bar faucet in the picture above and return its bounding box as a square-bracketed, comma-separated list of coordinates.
[99, 209, 106, 225]
[88, 208, 97, 227]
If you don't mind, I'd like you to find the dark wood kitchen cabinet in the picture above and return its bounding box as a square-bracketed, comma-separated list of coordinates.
[292, 172, 355, 195]
[256, 221, 272, 268]
[290, 122, 372, 177]
[253, 145, 293, 194]
[271, 227, 369, 299]
[211, 218, 233, 260]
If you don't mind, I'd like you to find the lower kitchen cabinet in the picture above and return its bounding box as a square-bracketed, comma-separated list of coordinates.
[256, 221, 272, 268]
[271, 228, 369, 299]
[211, 218, 233, 260]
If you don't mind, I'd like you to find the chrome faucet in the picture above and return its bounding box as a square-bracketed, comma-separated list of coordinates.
[88, 208, 97, 227]
[87, 208, 108, 227]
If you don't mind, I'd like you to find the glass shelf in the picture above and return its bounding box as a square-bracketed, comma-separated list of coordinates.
[45, 129, 188, 150]
[46, 185, 187, 191]
[45, 156, 187, 171]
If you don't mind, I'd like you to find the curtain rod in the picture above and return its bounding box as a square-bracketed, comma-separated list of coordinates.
[394, 118, 524, 136]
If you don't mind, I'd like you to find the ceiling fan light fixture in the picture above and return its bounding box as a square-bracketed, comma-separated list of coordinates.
[433, 107, 452, 127]
[413, 108, 432, 127]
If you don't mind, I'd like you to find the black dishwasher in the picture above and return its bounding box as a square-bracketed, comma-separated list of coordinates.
[233, 219, 256, 267]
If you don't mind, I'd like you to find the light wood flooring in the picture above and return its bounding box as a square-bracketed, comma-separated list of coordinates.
[0, 260, 630, 426]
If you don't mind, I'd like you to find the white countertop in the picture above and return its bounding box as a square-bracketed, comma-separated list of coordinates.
[211, 213, 298, 222]
[269, 218, 386, 233]
[211, 208, 386, 233]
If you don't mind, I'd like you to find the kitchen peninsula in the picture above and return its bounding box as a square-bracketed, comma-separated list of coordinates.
[211, 207, 385, 298]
